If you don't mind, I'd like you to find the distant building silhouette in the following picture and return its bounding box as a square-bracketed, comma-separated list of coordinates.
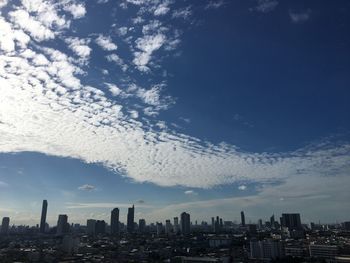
[181, 212, 191, 235]
[270, 214, 275, 228]
[280, 213, 302, 230]
[57, 214, 69, 235]
[173, 217, 179, 233]
[139, 219, 146, 233]
[241, 211, 246, 226]
[165, 219, 172, 234]
[86, 219, 96, 235]
[1, 217, 10, 234]
[95, 220, 106, 235]
[127, 204, 135, 233]
[110, 208, 119, 236]
[40, 200, 48, 233]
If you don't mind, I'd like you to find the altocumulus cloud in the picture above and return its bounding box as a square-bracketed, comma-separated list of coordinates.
[0, 0, 350, 190]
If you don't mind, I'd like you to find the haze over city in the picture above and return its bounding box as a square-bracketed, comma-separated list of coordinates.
[1, 0, 350, 228]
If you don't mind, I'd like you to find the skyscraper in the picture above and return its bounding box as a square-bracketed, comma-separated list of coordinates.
[57, 214, 69, 235]
[180, 212, 191, 235]
[1, 217, 10, 234]
[110, 208, 119, 236]
[40, 200, 48, 233]
[241, 211, 246, 226]
[174, 217, 179, 233]
[127, 204, 135, 233]
[270, 214, 275, 228]
[280, 213, 302, 230]
[86, 219, 96, 235]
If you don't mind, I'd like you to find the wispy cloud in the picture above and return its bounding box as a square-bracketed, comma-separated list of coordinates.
[184, 190, 198, 196]
[252, 0, 278, 13]
[205, 0, 225, 10]
[289, 10, 311, 24]
[78, 184, 96, 191]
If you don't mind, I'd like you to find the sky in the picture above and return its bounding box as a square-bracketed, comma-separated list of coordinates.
[0, 0, 350, 226]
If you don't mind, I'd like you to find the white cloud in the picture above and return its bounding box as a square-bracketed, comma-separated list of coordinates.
[78, 184, 96, 191]
[0, 0, 7, 8]
[9, 9, 55, 41]
[253, 0, 278, 13]
[154, 3, 170, 16]
[95, 34, 118, 51]
[106, 54, 128, 71]
[64, 3, 86, 19]
[172, 7, 192, 19]
[184, 190, 198, 196]
[289, 10, 310, 24]
[238, 185, 247, 190]
[0, 0, 349, 194]
[205, 0, 225, 10]
[133, 33, 166, 71]
[65, 37, 91, 59]
[105, 83, 121, 96]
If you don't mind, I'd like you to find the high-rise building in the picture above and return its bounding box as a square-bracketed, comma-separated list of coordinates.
[211, 217, 215, 231]
[139, 219, 146, 233]
[270, 214, 275, 228]
[241, 211, 246, 226]
[156, 222, 163, 236]
[280, 213, 302, 230]
[95, 220, 106, 235]
[86, 219, 96, 235]
[57, 214, 69, 235]
[165, 219, 172, 234]
[1, 217, 10, 234]
[110, 208, 119, 236]
[174, 217, 179, 233]
[127, 204, 135, 233]
[180, 212, 191, 235]
[40, 200, 48, 233]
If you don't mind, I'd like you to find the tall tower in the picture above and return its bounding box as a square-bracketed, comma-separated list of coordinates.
[110, 208, 119, 236]
[57, 214, 69, 235]
[241, 211, 246, 226]
[127, 204, 135, 233]
[1, 217, 10, 234]
[40, 200, 48, 233]
[180, 212, 191, 235]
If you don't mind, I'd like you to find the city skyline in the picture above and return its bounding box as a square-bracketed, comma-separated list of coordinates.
[0, 0, 350, 226]
[0, 199, 343, 228]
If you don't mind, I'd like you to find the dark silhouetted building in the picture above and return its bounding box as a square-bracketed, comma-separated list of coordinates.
[95, 220, 106, 235]
[139, 219, 146, 233]
[241, 211, 246, 226]
[181, 212, 190, 235]
[40, 200, 48, 233]
[280, 213, 302, 230]
[110, 208, 119, 236]
[1, 217, 10, 234]
[86, 219, 96, 235]
[174, 217, 179, 233]
[57, 214, 69, 235]
[127, 204, 135, 233]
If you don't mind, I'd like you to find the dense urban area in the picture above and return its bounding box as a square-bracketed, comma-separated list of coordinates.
[0, 200, 350, 262]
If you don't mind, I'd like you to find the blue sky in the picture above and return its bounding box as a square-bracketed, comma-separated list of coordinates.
[0, 0, 350, 226]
